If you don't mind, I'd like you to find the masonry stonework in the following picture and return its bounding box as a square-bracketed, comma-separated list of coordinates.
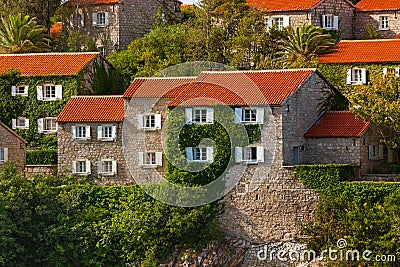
[0, 122, 26, 172]
[355, 11, 400, 39]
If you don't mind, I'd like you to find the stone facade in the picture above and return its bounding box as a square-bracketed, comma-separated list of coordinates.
[58, 122, 133, 185]
[355, 11, 400, 39]
[0, 121, 27, 172]
[64, 0, 181, 55]
[25, 165, 58, 179]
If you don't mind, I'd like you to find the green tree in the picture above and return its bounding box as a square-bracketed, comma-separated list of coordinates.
[277, 24, 335, 68]
[0, 14, 51, 53]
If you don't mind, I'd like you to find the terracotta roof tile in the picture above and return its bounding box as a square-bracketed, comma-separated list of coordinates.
[56, 96, 124, 122]
[305, 111, 370, 138]
[63, 0, 119, 6]
[0, 52, 100, 76]
[319, 39, 400, 64]
[246, 0, 322, 11]
[356, 0, 400, 11]
[123, 77, 196, 98]
[169, 69, 314, 106]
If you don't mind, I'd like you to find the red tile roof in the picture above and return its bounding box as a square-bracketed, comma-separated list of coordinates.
[56, 96, 124, 122]
[305, 111, 370, 138]
[246, 0, 322, 11]
[319, 39, 400, 64]
[169, 69, 315, 106]
[0, 52, 100, 76]
[63, 0, 119, 6]
[356, 0, 400, 11]
[123, 77, 196, 98]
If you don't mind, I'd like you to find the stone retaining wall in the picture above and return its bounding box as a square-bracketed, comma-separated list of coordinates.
[25, 165, 57, 179]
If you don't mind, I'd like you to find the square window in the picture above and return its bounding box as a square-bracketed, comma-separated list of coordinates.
[193, 147, 207, 161]
[273, 17, 284, 30]
[43, 118, 57, 132]
[97, 13, 106, 26]
[17, 85, 26, 95]
[102, 161, 113, 174]
[102, 126, 112, 139]
[77, 161, 86, 173]
[17, 118, 26, 128]
[44, 85, 56, 99]
[193, 109, 207, 123]
[380, 16, 389, 30]
[144, 152, 156, 165]
[77, 126, 86, 139]
[144, 115, 156, 128]
[242, 108, 257, 123]
[243, 147, 257, 162]
[324, 15, 334, 29]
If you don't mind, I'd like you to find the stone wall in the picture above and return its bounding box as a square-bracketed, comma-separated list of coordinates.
[360, 124, 386, 174]
[304, 137, 360, 165]
[355, 11, 400, 39]
[25, 165, 57, 179]
[0, 123, 26, 172]
[58, 122, 133, 185]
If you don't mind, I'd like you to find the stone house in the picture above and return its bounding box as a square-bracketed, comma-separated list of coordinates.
[355, 0, 400, 39]
[0, 52, 115, 148]
[0, 121, 27, 172]
[246, 0, 356, 39]
[304, 111, 390, 174]
[63, 0, 182, 55]
[318, 39, 400, 89]
[56, 95, 132, 185]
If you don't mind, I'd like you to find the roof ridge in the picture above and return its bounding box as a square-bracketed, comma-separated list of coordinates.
[0, 52, 100, 57]
[71, 95, 123, 98]
[134, 76, 197, 80]
[340, 39, 400, 43]
[201, 68, 316, 74]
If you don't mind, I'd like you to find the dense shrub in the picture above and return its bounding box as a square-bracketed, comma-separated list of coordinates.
[26, 149, 58, 165]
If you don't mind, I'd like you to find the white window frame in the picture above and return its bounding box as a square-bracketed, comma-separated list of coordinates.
[97, 125, 117, 141]
[138, 152, 163, 167]
[37, 84, 62, 101]
[379, 16, 389, 30]
[185, 107, 214, 125]
[92, 12, 109, 27]
[186, 146, 214, 163]
[382, 67, 400, 77]
[12, 117, 29, 130]
[72, 125, 91, 140]
[368, 145, 384, 160]
[235, 107, 264, 124]
[346, 68, 367, 85]
[0, 148, 8, 162]
[137, 114, 162, 130]
[266, 16, 290, 31]
[72, 160, 91, 175]
[37, 117, 58, 134]
[235, 146, 264, 163]
[11, 85, 28, 96]
[322, 14, 339, 30]
[98, 159, 117, 175]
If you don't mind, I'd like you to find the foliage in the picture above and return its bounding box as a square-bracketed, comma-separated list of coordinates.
[388, 163, 400, 174]
[0, 164, 221, 266]
[26, 149, 58, 165]
[0, 14, 51, 53]
[276, 24, 336, 68]
[294, 164, 355, 191]
[364, 23, 379, 39]
[53, 30, 97, 53]
[87, 60, 128, 95]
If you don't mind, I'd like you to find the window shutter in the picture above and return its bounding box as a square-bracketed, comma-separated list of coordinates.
[38, 118, 44, 133]
[266, 17, 273, 31]
[346, 69, 352, 84]
[206, 108, 214, 124]
[155, 114, 162, 129]
[111, 126, 117, 140]
[257, 146, 265, 163]
[333, 16, 339, 30]
[24, 85, 29, 96]
[92, 13, 97, 26]
[235, 108, 242, 124]
[156, 152, 163, 166]
[185, 108, 192, 125]
[206, 147, 214, 162]
[86, 160, 91, 174]
[256, 108, 264, 124]
[186, 147, 193, 162]
[70, 14, 74, 27]
[72, 161, 76, 174]
[361, 69, 367, 84]
[98, 160, 102, 174]
[138, 152, 144, 166]
[97, 126, 103, 140]
[3, 148, 8, 161]
[12, 119, 16, 130]
[85, 125, 91, 139]
[368, 145, 373, 160]
[137, 115, 144, 129]
[71, 126, 76, 140]
[55, 122, 58, 132]
[396, 68, 400, 76]
[11, 86, 16, 96]
[283, 16, 290, 27]
[105, 12, 109, 25]
[379, 144, 384, 159]
[382, 68, 388, 77]
[55, 85, 62, 100]
[112, 161, 117, 174]
[235, 147, 242, 163]
[321, 15, 326, 28]
[36, 86, 43, 100]
[80, 14, 85, 28]
[25, 119, 29, 129]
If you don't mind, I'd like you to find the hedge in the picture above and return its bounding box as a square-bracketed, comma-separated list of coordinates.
[26, 149, 58, 165]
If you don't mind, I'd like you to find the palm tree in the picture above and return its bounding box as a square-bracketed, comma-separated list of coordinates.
[277, 24, 336, 68]
[0, 14, 51, 53]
